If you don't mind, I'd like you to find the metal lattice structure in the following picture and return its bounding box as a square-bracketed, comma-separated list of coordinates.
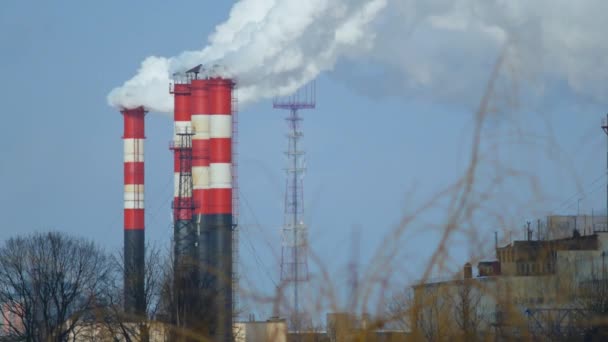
[525, 307, 589, 340]
[273, 82, 315, 332]
[171, 130, 195, 257]
[170, 128, 198, 327]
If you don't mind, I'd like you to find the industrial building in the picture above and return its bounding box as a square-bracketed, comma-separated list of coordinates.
[412, 214, 608, 340]
[234, 318, 287, 342]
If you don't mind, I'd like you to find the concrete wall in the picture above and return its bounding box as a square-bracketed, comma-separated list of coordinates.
[234, 320, 287, 342]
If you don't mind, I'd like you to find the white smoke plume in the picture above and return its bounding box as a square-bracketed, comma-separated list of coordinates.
[108, 0, 387, 113]
[108, 0, 608, 113]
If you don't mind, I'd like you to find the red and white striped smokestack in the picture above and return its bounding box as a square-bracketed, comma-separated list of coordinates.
[122, 106, 146, 317]
[190, 78, 211, 301]
[191, 79, 211, 223]
[209, 78, 233, 216]
[172, 81, 193, 222]
[208, 77, 234, 341]
[171, 77, 203, 329]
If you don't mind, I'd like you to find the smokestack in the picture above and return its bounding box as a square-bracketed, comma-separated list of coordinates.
[170, 76, 199, 328]
[191, 77, 211, 266]
[171, 78, 195, 254]
[208, 77, 234, 341]
[122, 106, 146, 317]
[190, 77, 213, 332]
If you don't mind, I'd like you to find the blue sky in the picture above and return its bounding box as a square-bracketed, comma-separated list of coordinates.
[1, 1, 607, 318]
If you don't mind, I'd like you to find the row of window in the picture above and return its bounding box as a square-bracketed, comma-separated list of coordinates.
[498, 249, 514, 262]
[499, 248, 558, 263]
[516, 262, 555, 275]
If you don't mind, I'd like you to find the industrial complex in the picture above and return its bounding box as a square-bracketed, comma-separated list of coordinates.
[3, 1, 608, 341]
[116, 66, 411, 341]
[121, 67, 237, 341]
[114, 65, 608, 341]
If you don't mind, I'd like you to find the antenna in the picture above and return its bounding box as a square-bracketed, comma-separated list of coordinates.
[273, 81, 315, 336]
[186, 64, 203, 79]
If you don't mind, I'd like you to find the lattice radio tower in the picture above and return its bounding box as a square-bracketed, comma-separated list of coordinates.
[273, 82, 315, 332]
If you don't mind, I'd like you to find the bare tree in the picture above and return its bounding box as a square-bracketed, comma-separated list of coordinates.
[96, 243, 168, 342]
[0, 231, 113, 341]
[385, 289, 412, 332]
[411, 285, 454, 342]
[160, 246, 220, 341]
[326, 313, 356, 342]
[409, 281, 487, 342]
[153, 241, 217, 341]
[449, 280, 485, 341]
[575, 270, 608, 340]
[578, 272, 608, 316]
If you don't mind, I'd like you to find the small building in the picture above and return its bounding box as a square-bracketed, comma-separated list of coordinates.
[234, 317, 288, 342]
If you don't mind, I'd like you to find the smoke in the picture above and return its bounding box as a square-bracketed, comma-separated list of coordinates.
[342, 0, 608, 106]
[107, 0, 387, 113]
[108, 0, 608, 113]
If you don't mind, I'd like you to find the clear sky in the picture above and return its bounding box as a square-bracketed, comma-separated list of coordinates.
[1, 1, 607, 319]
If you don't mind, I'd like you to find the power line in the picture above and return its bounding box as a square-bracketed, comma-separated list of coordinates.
[239, 190, 279, 287]
[241, 225, 278, 288]
[146, 176, 174, 223]
[553, 173, 606, 213]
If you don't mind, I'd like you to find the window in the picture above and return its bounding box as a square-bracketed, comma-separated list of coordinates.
[517, 263, 522, 275]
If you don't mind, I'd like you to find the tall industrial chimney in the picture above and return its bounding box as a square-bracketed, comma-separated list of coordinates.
[190, 76, 213, 333]
[171, 78, 195, 257]
[191, 76, 210, 268]
[208, 77, 234, 342]
[122, 106, 146, 317]
[170, 76, 199, 329]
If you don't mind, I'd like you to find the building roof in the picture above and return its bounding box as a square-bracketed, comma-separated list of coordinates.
[498, 233, 598, 252]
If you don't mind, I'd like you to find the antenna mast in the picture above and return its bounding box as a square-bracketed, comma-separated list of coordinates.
[273, 82, 316, 334]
